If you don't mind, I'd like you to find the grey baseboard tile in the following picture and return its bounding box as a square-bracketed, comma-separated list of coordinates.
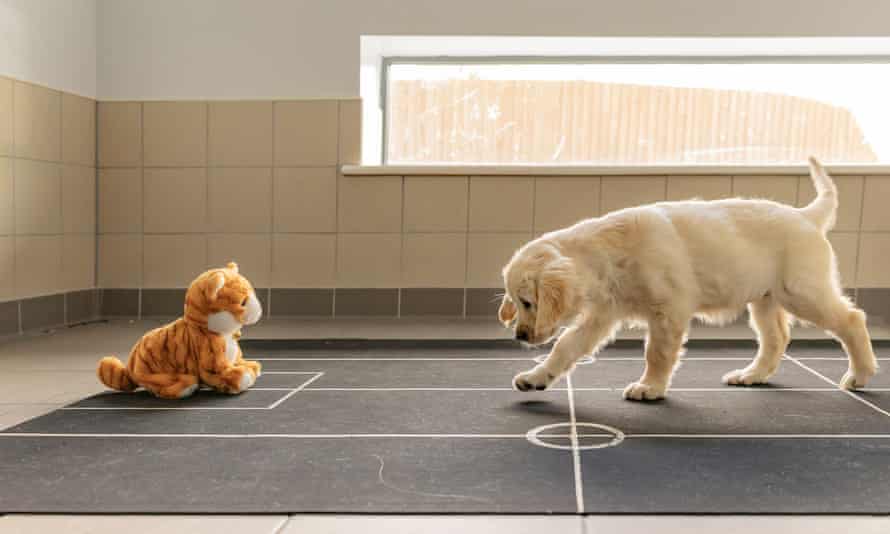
[857, 288, 890, 321]
[335, 289, 398, 316]
[400, 288, 464, 316]
[66, 289, 101, 324]
[141, 289, 186, 317]
[0, 301, 19, 336]
[466, 288, 503, 317]
[20, 294, 65, 332]
[270, 289, 333, 316]
[101, 289, 140, 316]
[256, 288, 270, 316]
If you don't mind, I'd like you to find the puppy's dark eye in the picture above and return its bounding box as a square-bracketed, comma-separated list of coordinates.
[241, 297, 248, 306]
[520, 298, 531, 309]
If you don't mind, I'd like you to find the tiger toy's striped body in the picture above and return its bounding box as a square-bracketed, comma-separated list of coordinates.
[96, 262, 263, 399]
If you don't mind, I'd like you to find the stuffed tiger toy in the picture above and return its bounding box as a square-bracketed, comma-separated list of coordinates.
[96, 262, 263, 399]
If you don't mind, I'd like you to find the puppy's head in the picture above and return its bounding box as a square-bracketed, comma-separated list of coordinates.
[500, 243, 578, 345]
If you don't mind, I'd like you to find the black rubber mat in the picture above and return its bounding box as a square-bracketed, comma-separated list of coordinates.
[1, 339, 889, 513]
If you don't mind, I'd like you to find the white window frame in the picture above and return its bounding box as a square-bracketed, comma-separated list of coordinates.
[359, 36, 890, 169]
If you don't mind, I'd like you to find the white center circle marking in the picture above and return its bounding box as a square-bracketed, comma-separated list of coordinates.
[534, 354, 594, 365]
[526, 422, 625, 450]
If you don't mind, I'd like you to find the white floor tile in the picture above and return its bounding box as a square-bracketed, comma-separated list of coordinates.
[0, 515, 289, 534]
[282, 515, 583, 534]
[585, 516, 890, 534]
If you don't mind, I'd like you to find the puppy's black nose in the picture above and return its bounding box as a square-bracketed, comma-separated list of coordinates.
[516, 330, 529, 342]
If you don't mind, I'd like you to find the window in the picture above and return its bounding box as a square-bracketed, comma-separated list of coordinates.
[384, 60, 890, 165]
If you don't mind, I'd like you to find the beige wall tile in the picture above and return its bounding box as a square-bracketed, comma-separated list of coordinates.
[732, 176, 798, 205]
[798, 175, 863, 232]
[15, 236, 62, 297]
[274, 100, 338, 166]
[208, 102, 273, 166]
[14, 159, 61, 235]
[14, 81, 60, 162]
[272, 233, 336, 288]
[337, 233, 401, 288]
[467, 233, 530, 288]
[601, 176, 666, 214]
[207, 234, 271, 288]
[469, 177, 534, 232]
[404, 176, 468, 233]
[667, 176, 732, 201]
[857, 233, 890, 288]
[143, 102, 207, 167]
[143, 168, 207, 233]
[0, 77, 11, 156]
[534, 177, 600, 234]
[62, 234, 95, 291]
[208, 167, 272, 233]
[61, 93, 95, 166]
[273, 167, 337, 232]
[98, 168, 142, 233]
[827, 232, 857, 288]
[62, 165, 96, 234]
[402, 233, 467, 288]
[0, 236, 13, 299]
[338, 175, 402, 233]
[0, 158, 12, 235]
[98, 234, 142, 288]
[861, 176, 890, 232]
[338, 100, 361, 165]
[143, 234, 207, 288]
[97, 102, 141, 167]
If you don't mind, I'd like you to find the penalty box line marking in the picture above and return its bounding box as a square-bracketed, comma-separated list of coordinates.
[62, 372, 324, 411]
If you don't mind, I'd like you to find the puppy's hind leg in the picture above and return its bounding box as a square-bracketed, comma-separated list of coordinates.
[623, 315, 688, 401]
[723, 294, 790, 386]
[782, 289, 877, 390]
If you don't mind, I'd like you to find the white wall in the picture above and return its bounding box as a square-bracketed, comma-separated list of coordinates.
[0, 0, 97, 97]
[97, 0, 890, 100]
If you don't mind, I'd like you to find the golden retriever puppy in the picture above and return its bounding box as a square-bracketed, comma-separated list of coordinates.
[500, 157, 877, 401]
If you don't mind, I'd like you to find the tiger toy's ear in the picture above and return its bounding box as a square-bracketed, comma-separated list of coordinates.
[207, 272, 226, 301]
[227, 262, 239, 274]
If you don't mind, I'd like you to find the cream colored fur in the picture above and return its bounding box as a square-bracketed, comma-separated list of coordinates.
[500, 157, 877, 401]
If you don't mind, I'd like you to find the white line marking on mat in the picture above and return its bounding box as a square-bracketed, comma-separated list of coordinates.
[4, 432, 890, 439]
[786, 355, 890, 419]
[267, 372, 324, 409]
[62, 372, 325, 411]
[566, 373, 584, 514]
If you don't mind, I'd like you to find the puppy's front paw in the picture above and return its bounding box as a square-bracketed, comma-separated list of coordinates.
[513, 365, 557, 392]
[722, 366, 771, 386]
[622, 381, 665, 401]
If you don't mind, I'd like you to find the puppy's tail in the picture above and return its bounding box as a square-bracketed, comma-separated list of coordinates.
[799, 156, 838, 233]
[97, 356, 137, 392]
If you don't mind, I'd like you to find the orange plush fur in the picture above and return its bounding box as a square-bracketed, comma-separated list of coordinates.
[96, 262, 263, 399]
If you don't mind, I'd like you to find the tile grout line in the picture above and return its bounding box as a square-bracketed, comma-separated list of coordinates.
[464, 176, 472, 308]
[332, 102, 341, 318]
[566, 373, 584, 514]
[786, 354, 890, 418]
[268, 102, 276, 317]
[11, 80, 20, 334]
[138, 102, 145, 319]
[854, 175, 867, 303]
[272, 515, 293, 534]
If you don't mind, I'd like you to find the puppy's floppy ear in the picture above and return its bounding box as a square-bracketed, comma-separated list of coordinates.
[535, 258, 575, 335]
[498, 295, 517, 326]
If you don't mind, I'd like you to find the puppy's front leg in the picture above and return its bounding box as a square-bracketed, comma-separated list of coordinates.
[623, 321, 686, 401]
[513, 320, 615, 392]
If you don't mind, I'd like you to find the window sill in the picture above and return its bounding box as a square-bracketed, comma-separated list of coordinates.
[341, 164, 890, 176]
